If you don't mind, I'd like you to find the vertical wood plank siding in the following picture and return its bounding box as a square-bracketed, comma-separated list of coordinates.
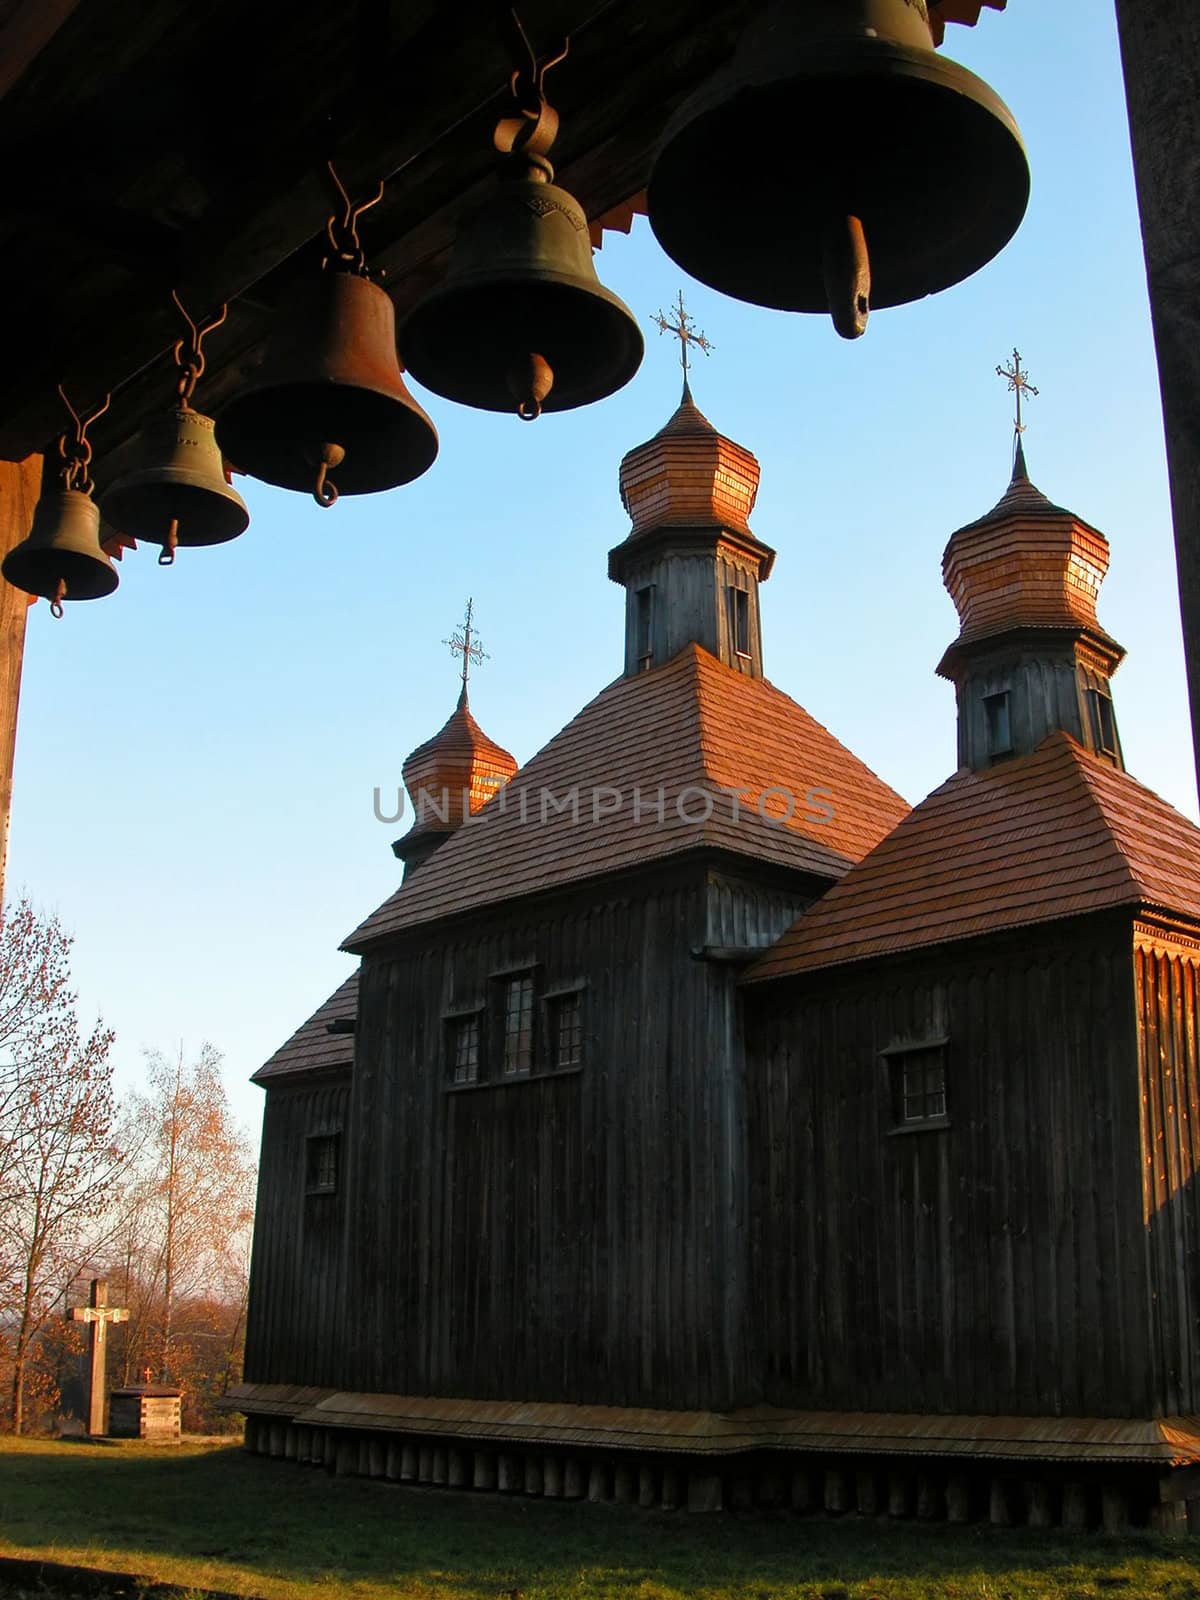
[746, 916, 1153, 1419]
[243, 1076, 350, 1386]
[329, 865, 807, 1411]
[1135, 938, 1200, 1415]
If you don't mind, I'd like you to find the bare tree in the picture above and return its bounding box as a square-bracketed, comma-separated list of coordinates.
[0, 898, 122, 1433]
[125, 1045, 256, 1382]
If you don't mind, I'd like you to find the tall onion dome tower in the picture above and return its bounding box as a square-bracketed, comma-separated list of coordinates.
[609, 293, 774, 679]
[392, 600, 518, 876]
[937, 394, 1126, 775]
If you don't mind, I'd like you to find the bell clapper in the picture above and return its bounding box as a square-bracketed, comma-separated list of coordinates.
[820, 215, 872, 340]
[509, 352, 554, 421]
[313, 443, 345, 507]
[158, 517, 179, 567]
[50, 578, 67, 619]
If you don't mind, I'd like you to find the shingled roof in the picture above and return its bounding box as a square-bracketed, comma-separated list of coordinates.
[253, 971, 359, 1085]
[344, 643, 909, 950]
[745, 733, 1200, 984]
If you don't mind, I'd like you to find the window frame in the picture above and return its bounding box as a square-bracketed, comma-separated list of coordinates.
[1086, 686, 1119, 758]
[726, 584, 752, 660]
[983, 688, 1014, 760]
[545, 986, 585, 1073]
[304, 1131, 341, 1195]
[635, 585, 655, 672]
[880, 1037, 951, 1135]
[445, 1007, 485, 1087]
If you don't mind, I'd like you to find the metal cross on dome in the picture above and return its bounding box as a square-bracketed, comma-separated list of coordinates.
[652, 290, 714, 378]
[444, 597, 488, 698]
[996, 347, 1039, 437]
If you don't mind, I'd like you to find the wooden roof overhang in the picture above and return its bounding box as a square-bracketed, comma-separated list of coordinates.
[0, 0, 1006, 492]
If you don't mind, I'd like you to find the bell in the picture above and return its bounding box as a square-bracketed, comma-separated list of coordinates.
[2, 488, 118, 615]
[399, 170, 644, 419]
[101, 407, 249, 566]
[646, 0, 1030, 339]
[215, 269, 438, 505]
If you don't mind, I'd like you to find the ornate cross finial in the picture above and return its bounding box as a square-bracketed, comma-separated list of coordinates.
[444, 598, 488, 706]
[996, 347, 1039, 438]
[652, 290, 713, 397]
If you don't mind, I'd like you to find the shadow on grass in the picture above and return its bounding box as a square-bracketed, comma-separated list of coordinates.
[3, 1441, 1200, 1600]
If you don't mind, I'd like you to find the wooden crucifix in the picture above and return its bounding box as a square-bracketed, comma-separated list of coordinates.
[69, 1279, 129, 1436]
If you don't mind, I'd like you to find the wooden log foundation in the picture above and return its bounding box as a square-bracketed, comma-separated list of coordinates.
[473, 1451, 497, 1491]
[524, 1455, 543, 1495]
[855, 1469, 879, 1516]
[499, 1453, 521, 1494]
[638, 1464, 657, 1508]
[563, 1458, 584, 1499]
[587, 1461, 611, 1503]
[614, 1462, 636, 1504]
[543, 1456, 562, 1498]
[945, 1472, 971, 1524]
[400, 1443, 417, 1482]
[791, 1466, 817, 1513]
[661, 1466, 682, 1510]
[916, 1471, 941, 1522]
[1101, 1486, 1131, 1532]
[432, 1447, 448, 1486]
[418, 1445, 434, 1484]
[1025, 1479, 1054, 1528]
[887, 1469, 911, 1518]
[449, 1450, 468, 1488]
[1062, 1481, 1090, 1532]
[824, 1467, 850, 1515]
[687, 1470, 723, 1513]
[385, 1441, 402, 1480]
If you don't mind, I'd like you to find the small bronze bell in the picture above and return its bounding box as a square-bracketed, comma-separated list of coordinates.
[102, 296, 250, 564]
[3, 488, 118, 616]
[215, 169, 438, 506]
[2, 388, 117, 617]
[102, 408, 249, 565]
[646, 0, 1030, 339]
[399, 26, 642, 419]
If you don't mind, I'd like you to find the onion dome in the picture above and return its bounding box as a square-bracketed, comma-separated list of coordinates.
[617, 380, 761, 539]
[938, 439, 1122, 672]
[393, 686, 518, 873]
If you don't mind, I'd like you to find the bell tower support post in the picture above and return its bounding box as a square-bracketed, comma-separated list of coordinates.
[1114, 0, 1200, 804]
[0, 456, 41, 908]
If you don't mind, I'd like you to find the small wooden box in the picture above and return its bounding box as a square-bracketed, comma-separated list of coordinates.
[108, 1385, 182, 1442]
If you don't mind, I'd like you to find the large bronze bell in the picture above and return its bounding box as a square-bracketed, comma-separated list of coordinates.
[646, 0, 1030, 339]
[216, 266, 439, 506]
[399, 26, 642, 419]
[102, 407, 249, 565]
[2, 488, 118, 615]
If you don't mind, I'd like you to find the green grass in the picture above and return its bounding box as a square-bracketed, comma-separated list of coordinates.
[1, 1438, 1199, 1600]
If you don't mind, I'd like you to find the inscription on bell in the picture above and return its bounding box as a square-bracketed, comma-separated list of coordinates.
[521, 192, 586, 232]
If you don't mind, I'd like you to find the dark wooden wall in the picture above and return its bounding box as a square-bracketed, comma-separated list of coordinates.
[243, 1073, 351, 1388]
[745, 915, 1156, 1419]
[333, 860, 810, 1412]
[1135, 936, 1200, 1416]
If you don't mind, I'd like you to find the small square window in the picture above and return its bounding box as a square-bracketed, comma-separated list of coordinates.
[549, 991, 584, 1070]
[502, 976, 534, 1077]
[984, 690, 1013, 758]
[448, 1013, 482, 1086]
[882, 1043, 949, 1131]
[305, 1133, 339, 1194]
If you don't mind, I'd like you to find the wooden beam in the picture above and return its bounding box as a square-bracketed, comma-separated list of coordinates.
[1115, 0, 1200, 804]
[0, 455, 42, 907]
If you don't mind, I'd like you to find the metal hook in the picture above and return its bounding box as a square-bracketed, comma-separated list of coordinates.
[55, 383, 110, 492]
[324, 161, 385, 273]
[170, 289, 228, 404]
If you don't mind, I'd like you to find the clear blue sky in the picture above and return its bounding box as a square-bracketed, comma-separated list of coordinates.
[7, 0, 1188, 1134]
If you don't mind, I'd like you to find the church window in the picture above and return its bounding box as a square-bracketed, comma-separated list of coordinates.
[305, 1133, 339, 1195]
[1087, 687, 1118, 758]
[636, 586, 655, 670]
[502, 975, 534, 1076]
[881, 1040, 949, 1132]
[984, 690, 1013, 759]
[549, 990, 584, 1070]
[727, 585, 751, 658]
[447, 1012, 483, 1085]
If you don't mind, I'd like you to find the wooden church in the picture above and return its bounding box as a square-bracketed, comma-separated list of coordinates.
[230, 370, 1200, 1532]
